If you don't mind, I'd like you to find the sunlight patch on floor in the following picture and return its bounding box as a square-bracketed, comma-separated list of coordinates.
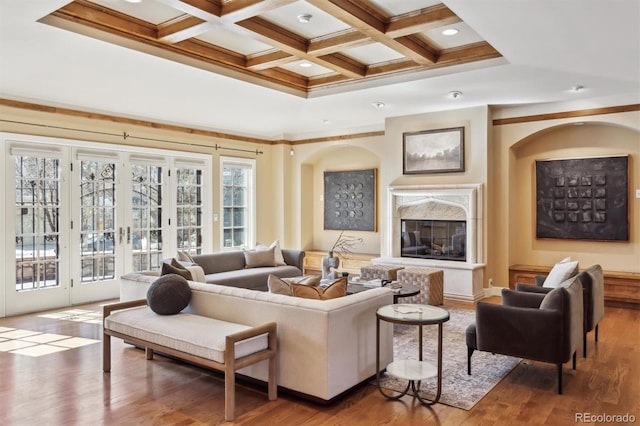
[0, 309, 102, 357]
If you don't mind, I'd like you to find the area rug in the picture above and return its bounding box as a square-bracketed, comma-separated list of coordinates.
[375, 307, 521, 410]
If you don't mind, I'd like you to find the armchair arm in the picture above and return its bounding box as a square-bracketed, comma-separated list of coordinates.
[475, 302, 565, 363]
[515, 283, 552, 294]
[502, 288, 545, 308]
[534, 275, 547, 287]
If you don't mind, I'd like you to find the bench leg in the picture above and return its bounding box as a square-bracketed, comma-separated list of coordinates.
[225, 367, 235, 421]
[268, 354, 277, 400]
[103, 333, 111, 372]
[146, 347, 154, 360]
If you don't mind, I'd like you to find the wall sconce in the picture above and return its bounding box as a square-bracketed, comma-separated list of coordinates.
[289, 147, 295, 156]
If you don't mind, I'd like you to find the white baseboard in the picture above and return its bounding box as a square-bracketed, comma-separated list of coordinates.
[483, 286, 503, 298]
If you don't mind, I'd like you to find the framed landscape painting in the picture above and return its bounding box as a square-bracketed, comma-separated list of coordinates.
[403, 127, 465, 174]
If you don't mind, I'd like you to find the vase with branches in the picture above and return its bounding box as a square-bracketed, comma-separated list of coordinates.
[322, 231, 363, 278]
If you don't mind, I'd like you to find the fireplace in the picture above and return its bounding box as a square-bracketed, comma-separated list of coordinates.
[401, 219, 466, 261]
[373, 184, 485, 301]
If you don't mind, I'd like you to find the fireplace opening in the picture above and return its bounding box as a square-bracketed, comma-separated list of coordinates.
[401, 219, 466, 262]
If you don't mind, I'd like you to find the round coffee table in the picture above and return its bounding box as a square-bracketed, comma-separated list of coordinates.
[375, 304, 450, 405]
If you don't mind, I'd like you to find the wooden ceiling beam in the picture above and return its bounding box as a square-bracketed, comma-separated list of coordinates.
[220, 0, 298, 23]
[308, 0, 436, 64]
[237, 17, 366, 78]
[153, 0, 222, 21]
[385, 5, 461, 38]
[157, 15, 213, 43]
[246, 51, 295, 70]
[308, 29, 370, 55]
[437, 41, 501, 65]
[54, 1, 157, 39]
[319, 53, 367, 76]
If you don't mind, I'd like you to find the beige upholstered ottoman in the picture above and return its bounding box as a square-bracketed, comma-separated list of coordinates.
[397, 268, 444, 305]
[360, 265, 405, 281]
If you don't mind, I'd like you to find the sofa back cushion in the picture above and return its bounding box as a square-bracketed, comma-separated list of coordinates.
[244, 247, 276, 268]
[191, 251, 246, 274]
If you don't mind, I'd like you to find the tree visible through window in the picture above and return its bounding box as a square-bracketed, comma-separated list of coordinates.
[176, 167, 203, 255]
[222, 159, 254, 249]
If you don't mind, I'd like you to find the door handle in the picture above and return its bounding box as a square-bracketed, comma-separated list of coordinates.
[119, 227, 124, 244]
[127, 227, 131, 244]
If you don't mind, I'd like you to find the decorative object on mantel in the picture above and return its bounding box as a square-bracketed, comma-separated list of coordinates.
[535, 155, 629, 241]
[323, 168, 377, 231]
[321, 231, 364, 278]
[403, 127, 465, 174]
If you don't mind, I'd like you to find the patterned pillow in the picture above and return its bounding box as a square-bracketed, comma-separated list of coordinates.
[146, 274, 192, 315]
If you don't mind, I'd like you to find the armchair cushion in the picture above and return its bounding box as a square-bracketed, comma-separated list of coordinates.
[542, 259, 579, 288]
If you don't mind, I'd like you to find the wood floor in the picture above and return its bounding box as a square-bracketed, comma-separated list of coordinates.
[1, 298, 638, 425]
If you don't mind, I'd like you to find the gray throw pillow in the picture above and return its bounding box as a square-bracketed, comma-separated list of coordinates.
[161, 258, 192, 281]
[147, 274, 192, 315]
[243, 246, 276, 268]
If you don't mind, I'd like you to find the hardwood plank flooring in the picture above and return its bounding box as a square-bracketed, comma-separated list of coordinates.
[1, 298, 638, 425]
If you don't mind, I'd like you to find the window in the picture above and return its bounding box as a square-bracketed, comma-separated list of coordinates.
[14, 154, 61, 291]
[79, 160, 116, 282]
[176, 167, 203, 255]
[221, 157, 255, 249]
[130, 164, 164, 272]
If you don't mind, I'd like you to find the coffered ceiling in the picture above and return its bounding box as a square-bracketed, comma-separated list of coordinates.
[1, 0, 638, 141]
[41, 0, 502, 97]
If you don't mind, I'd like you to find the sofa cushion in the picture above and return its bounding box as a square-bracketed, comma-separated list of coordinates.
[147, 274, 192, 315]
[267, 275, 322, 295]
[161, 259, 193, 281]
[291, 277, 347, 300]
[542, 258, 579, 288]
[244, 247, 276, 268]
[256, 240, 286, 266]
[176, 250, 195, 263]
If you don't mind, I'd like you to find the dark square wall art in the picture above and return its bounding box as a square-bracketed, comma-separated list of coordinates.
[324, 169, 376, 231]
[536, 155, 629, 241]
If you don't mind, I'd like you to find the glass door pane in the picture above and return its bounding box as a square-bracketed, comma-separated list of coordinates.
[79, 160, 116, 282]
[14, 156, 61, 291]
[131, 164, 164, 271]
[176, 167, 203, 256]
[7, 150, 69, 316]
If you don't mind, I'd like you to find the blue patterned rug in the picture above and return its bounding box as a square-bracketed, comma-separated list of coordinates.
[375, 307, 521, 410]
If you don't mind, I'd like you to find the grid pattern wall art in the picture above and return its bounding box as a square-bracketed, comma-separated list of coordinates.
[535, 155, 629, 241]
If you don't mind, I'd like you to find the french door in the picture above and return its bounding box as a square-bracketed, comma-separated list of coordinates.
[3, 134, 211, 316]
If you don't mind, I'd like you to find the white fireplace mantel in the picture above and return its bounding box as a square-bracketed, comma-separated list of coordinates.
[374, 183, 485, 302]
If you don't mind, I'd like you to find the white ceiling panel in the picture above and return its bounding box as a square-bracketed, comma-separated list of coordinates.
[259, 0, 351, 39]
[196, 25, 273, 56]
[90, 0, 181, 25]
[343, 43, 405, 65]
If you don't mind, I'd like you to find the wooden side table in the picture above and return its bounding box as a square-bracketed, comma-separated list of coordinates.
[376, 304, 450, 405]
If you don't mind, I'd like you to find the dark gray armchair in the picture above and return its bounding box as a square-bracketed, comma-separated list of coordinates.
[516, 264, 604, 357]
[466, 276, 584, 394]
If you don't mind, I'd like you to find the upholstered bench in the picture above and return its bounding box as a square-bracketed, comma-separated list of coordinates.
[360, 264, 405, 281]
[103, 299, 277, 421]
[397, 267, 444, 305]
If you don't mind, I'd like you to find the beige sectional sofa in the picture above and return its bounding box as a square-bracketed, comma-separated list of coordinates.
[119, 273, 394, 402]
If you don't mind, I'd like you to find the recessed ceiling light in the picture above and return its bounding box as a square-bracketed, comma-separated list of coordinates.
[442, 28, 459, 36]
[447, 91, 463, 100]
[322, 119, 331, 125]
[299, 62, 312, 68]
[123, 0, 143, 3]
[570, 85, 585, 92]
[372, 102, 385, 109]
[297, 14, 312, 23]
